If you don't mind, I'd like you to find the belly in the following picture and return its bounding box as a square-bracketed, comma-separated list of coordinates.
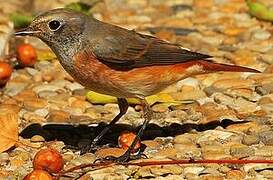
[73, 66, 190, 98]
[69, 65, 172, 98]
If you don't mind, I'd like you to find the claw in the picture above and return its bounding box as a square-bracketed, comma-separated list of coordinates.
[94, 155, 118, 163]
[80, 143, 99, 154]
[62, 145, 80, 151]
[94, 151, 130, 163]
[62, 142, 100, 154]
[94, 150, 147, 163]
[134, 151, 148, 159]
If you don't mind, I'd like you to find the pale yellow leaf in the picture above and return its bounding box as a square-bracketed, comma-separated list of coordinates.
[37, 49, 57, 61]
[86, 91, 193, 105]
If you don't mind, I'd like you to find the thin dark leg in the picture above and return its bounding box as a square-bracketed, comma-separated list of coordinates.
[126, 99, 152, 154]
[81, 98, 128, 153]
[97, 98, 152, 162]
[92, 98, 129, 144]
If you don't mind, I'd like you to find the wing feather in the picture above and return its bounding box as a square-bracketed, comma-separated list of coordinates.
[90, 26, 211, 70]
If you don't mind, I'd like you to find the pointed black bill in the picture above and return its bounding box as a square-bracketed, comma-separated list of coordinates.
[14, 28, 40, 36]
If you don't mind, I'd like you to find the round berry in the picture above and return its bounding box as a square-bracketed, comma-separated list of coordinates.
[118, 131, 141, 152]
[0, 62, 12, 86]
[16, 43, 37, 67]
[23, 169, 53, 180]
[33, 148, 64, 173]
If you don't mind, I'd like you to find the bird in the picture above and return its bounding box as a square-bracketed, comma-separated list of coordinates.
[15, 8, 260, 162]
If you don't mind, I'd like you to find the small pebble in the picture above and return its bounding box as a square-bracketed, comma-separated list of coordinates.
[242, 134, 259, 146]
[252, 29, 271, 40]
[30, 135, 45, 142]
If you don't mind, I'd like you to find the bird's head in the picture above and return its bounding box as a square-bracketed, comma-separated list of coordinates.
[15, 8, 87, 48]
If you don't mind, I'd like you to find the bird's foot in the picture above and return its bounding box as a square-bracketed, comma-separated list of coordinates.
[62, 144, 99, 154]
[79, 143, 99, 154]
[62, 144, 80, 151]
[79, 142, 116, 154]
[63, 142, 113, 154]
[94, 150, 148, 163]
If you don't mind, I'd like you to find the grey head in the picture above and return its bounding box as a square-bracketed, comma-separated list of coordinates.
[15, 8, 91, 64]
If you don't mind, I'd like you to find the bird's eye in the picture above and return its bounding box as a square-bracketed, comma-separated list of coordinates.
[48, 20, 61, 31]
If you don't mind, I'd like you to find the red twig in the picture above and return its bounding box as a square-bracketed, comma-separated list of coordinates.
[59, 162, 114, 175]
[126, 159, 273, 166]
[58, 158, 273, 177]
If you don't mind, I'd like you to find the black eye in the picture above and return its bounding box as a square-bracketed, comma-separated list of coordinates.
[48, 20, 61, 31]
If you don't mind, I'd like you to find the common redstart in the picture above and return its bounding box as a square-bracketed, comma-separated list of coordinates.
[15, 8, 259, 162]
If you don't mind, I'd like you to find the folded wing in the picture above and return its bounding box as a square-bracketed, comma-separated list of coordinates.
[91, 31, 211, 70]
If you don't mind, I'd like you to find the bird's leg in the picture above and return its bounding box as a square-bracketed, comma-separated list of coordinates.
[92, 98, 129, 145]
[80, 98, 128, 154]
[96, 98, 152, 162]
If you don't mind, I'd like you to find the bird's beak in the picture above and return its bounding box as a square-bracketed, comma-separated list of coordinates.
[14, 28, 40, 36]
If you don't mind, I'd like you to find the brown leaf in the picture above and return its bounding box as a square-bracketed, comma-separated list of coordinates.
[0, 113, 19, 153]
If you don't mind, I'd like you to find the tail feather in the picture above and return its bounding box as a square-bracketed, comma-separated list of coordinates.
[199, 60, 260, 73]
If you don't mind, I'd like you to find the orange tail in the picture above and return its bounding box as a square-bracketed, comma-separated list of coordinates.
[197, 60, 260, 73]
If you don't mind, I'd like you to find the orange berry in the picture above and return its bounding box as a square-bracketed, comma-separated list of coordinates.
[118, 131, 141, 152]
[23, 170, 53, 180]
[33, 148, 64, 173]
[16, 43, 37, 67]
[0, 62, 12, 85]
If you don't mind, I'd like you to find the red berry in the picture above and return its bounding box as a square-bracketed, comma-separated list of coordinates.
[16, 43, 37, 67]
[23, 169, 53, 180]
[33, 148, 64, 173]
[118, 131, 141, 152]
[0, 62, 12, 85]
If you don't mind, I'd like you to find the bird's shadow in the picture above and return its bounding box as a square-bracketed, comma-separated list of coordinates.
[20, 119, 248, 148]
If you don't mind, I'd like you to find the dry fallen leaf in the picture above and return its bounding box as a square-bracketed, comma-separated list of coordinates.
[0, 113, 19, 153]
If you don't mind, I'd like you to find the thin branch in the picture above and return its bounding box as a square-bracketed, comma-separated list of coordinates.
[57, 158, 273, 177]
[126, 159, 273, 166]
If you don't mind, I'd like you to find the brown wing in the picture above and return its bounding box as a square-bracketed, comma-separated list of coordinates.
[91, 28, 211, 70]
